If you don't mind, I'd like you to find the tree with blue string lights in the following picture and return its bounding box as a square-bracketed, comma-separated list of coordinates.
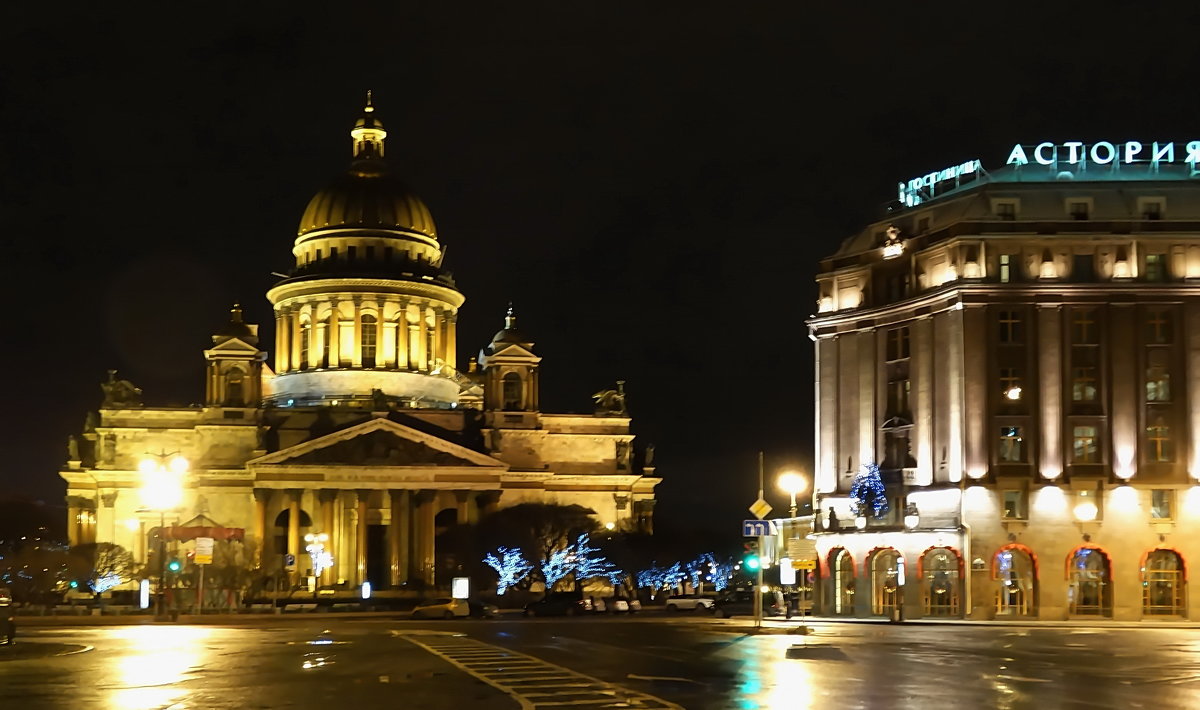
[850, 463, 889, 518]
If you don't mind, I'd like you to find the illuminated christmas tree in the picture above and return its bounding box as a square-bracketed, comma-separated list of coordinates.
[850, 462, 889, 518]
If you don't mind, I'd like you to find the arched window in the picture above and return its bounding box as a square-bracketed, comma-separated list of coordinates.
[921, 547, 960, 617]
[299, 321, 311, 370]
[831, 548, 855, 616]
[502, 372, 523, 410]
[225, 368, 245, 407]
[870, 548, 901, 616]
[273, 509, 313, 557]
[361, 314, 377, 368]
[1067, 547, 1111, 617]
[1144, 549, 1185, 616]
[995, 545, 1036, 616]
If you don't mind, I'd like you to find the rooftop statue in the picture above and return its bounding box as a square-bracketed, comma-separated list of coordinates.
[592, 380, 628, 416]
[101, 369, 143, 408]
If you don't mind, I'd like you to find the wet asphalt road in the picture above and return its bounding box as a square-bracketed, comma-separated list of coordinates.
[2, 617, 1200, 709]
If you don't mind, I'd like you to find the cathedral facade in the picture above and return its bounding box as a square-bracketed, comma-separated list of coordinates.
[60, 98, 660, 590]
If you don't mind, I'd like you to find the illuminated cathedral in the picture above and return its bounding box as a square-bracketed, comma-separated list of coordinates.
[60, 97, 660, 590]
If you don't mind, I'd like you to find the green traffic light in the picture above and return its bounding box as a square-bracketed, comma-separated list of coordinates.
[168, 560, 182, 572]
[744, 556, 760, 571]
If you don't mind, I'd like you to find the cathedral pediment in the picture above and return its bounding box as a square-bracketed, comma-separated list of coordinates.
[249, 417, 506, 469]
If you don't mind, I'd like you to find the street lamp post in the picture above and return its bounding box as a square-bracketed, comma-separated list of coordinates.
[777, 471, 808, 520]
[139, 451, 187, 620]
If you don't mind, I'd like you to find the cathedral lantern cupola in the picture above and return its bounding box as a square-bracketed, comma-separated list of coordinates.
[204, 303, 267, 407]
[479, 305, 541, 427]
[265, 95, 465, 410]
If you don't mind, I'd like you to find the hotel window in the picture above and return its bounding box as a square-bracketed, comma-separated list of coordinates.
[1139, 198, 1165, 220]
[998, 426, 1025, 463]
[995, 202, 1017, 220]
[1145, 308, 1173, 344]
[999, 368, 1022, 399]
[999, 254, 1014, 283]
[1145, 253, 1167, 282]
[1146, 353, 1171, 402]
[1002, 490, 1027, 519]
[1072, 425, 1099, 463]
[1151, 490, 1173, 519]
[1071, 366, 1098, 403]
[887, 379, 911, 419]
[1071, 309, 1098, 344]
[998, 310, 1022, 343]
[1146, 419, 1172, 463]
[886, 327, 910, 361]
[1068, 201, 1090, 220]
[1072, 254, 1095, 281]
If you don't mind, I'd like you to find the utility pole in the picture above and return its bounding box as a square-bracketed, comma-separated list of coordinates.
[755, 451, 764, 630]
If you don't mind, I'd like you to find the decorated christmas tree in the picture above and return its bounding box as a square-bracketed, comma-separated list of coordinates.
[850, 463, 889, 518]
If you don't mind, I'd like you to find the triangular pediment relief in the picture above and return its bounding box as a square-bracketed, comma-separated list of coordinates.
[206, 337, 261, 355]
[249, 417, 506, 469]
[487, 342, 540, 361]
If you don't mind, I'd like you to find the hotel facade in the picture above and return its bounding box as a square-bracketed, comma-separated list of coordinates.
[807, 143, 1200, 620]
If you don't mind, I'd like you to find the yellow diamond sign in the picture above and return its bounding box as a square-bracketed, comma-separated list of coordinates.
[749, 497, 772, 520]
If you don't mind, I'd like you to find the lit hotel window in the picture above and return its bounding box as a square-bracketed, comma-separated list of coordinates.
[1145, 253, 1167, 282]
[1002, 490, 1026, 519]
[1146, 419, 1172, 463]
[998, 426, 1024, 463]
[999, 254, 1012, 283]
[1072, 426, 1098, 463]
[1151, 490, 1173, 519]
[998, 310, 1022, 343]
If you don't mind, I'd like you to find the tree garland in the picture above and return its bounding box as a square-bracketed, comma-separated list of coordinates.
[850, 463, 889, 518]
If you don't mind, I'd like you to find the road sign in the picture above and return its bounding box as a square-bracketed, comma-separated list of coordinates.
[749, 497, 772, 520]
[284, 553, 296, 568]
[786, 537, 817, 559]
[792, 559, 816, 570]
[194, 537, 214, 565]
[742, 519, 776, 537]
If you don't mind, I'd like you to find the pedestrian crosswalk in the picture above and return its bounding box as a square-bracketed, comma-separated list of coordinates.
[398, 631, 683, 710]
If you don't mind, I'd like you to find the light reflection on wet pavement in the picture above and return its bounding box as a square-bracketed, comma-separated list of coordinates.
[3, 619, 1200, 709]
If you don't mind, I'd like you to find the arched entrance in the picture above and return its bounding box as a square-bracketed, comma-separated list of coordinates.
[1143, 549, 1186, 616]
[921, 547, 961, 617]
[1067, 546, 1111, 617]
[869, 548, 901, 616]
[830, 548, 855, 615]
[994, 544, 1036, 616]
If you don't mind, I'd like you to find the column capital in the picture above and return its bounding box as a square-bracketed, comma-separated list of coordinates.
[475, 490, 502, 508]
[414, 489, 437, 505]
[318, 488, 339, 504]
[100, 491, 119, 508]
[285, 488, 303, 502]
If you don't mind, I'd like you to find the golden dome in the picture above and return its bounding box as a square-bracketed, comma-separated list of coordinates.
[297, 164, 437, 239]
[297, 93, 438, 239]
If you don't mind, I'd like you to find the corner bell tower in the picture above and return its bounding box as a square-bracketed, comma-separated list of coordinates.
[479, 306, 541, 428]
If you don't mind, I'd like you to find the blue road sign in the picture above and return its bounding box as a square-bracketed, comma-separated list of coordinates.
[742, 519, 775, 537]
[284, 553, 296, 568]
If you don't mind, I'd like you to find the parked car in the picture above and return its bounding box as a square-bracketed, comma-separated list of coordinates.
[0, 587, 14, 645]
[608, 596, 641, 613]
[524, 591, 587, 617]
[468, 601, 499, 619]
[664, 594, 716, 613]
[712, 590, 785, 618]
[412, 598, 470, 619]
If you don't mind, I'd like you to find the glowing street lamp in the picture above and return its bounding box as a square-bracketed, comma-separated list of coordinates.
[304, 532, 333, 597]
[777, 471, 808, 519]
[140, 452, 187, 619]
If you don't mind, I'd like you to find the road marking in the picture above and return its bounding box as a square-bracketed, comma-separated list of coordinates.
[399, 632, 684, 709]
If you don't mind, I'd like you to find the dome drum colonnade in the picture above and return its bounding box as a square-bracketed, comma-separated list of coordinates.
[266, 97, 464, 408]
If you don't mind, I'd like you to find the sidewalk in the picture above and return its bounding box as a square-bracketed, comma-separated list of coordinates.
[15, 610, 413, 626]
[705, 614, 1200, 631]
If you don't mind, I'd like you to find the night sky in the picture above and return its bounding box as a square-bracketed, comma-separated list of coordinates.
[5, 4, 1200, 538]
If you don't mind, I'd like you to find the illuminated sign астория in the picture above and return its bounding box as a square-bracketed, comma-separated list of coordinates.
[1007, 141, 1200, 167]
[898, 159, 981, 207]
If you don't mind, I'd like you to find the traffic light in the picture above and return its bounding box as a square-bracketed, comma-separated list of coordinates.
[742, 541, 760, 571]
[167, 559, 182, 573]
